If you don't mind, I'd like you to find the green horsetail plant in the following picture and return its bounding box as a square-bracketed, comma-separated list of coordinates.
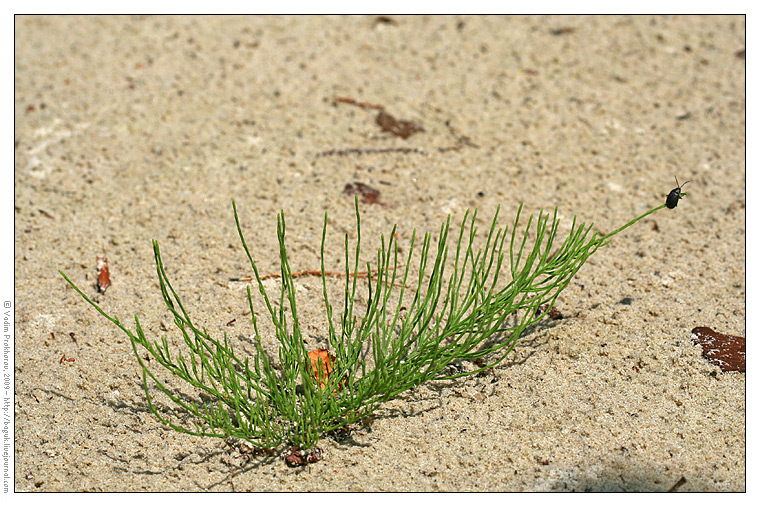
[60, 185, 687, 452]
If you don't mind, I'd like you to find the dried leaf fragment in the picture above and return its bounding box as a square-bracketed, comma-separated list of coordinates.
[343, 181, 381, 204]
[308, 348, 335, 389]
[282, 446, 323, 467]
[667, 476, 687, 492]
[536, 304, 563, 320]
[691, 326, 745, 372]
[374, 16, 397, 26]
[96, 256, 111, 293]
[376, 111, 424, 139]
[549, 27, 575, 35]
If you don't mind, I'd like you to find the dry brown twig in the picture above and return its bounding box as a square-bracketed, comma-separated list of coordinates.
[231, 265, 405, 287]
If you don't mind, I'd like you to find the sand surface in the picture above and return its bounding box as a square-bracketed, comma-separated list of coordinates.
[13, 15, 745, 491]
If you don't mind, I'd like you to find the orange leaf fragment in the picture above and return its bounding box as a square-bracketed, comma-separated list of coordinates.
[308, 349, 336, 390]
[96, 256, 111, 293]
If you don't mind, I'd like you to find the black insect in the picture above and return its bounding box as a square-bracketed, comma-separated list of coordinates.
[666, 177, 690, 209]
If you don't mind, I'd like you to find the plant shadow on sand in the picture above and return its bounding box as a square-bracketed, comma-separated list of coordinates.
[89, 314, 560, 488]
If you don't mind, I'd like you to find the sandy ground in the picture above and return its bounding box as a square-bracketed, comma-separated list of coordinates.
[13, 15, 745, 491]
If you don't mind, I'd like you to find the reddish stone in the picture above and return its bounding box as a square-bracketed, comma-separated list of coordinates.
[691, 327, 745, 372]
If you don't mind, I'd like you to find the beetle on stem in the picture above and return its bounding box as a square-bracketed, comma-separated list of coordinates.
[666, 177, 690, 209]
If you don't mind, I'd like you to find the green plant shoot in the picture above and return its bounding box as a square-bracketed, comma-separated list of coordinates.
[60, 187, 686, 451]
